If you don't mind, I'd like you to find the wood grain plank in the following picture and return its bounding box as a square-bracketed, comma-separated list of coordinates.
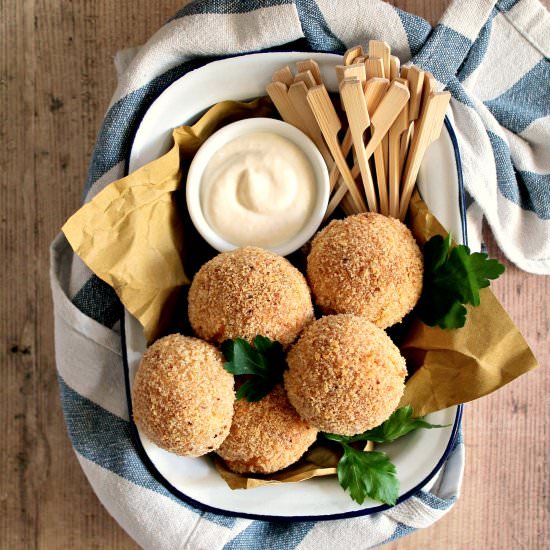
[0, 0, 39, 548]
[30, 1, 186, 546]
[1, 0, 548, 549]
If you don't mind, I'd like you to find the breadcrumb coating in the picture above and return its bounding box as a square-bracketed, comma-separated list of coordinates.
[132, 334, 234, 457]
[216, 385, 318, 474]
[188, 247, 314, 346]
[284, 315, 406, 435]
[307, 213, 423, 328]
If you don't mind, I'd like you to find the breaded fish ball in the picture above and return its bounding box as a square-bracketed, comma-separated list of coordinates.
[216, 385, 318, 474]
[284, 315, 406, 435]
[307, 213, 423, 328]
[132, 334, 234, 457]
[188, 247, 314, 346]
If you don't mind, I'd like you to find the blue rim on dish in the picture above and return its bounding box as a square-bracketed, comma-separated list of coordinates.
[119, 104, 466, 521]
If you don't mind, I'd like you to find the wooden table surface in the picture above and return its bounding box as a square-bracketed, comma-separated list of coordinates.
[1, 1, 548, 548]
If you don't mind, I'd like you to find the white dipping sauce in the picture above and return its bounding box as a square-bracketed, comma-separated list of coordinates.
[200, 132, 316, 248]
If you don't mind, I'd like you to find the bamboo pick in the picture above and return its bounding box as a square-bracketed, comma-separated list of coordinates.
[366, 82, 409, 208]
[292, 68, 336, 177]
[271, 65, 294, 86]
[364, 59, 387, 202]
[331, 63, 367, 193]
[307, 85, 367, 212]
[294, 70, 317, 89]
[421, 72, 437, 105]
[344, 45, 364, 66]
[398, 91, 451, 220]
[365, 57, 385, 79]
[399, 66, 426, 166]
[288, 81, 334, 167]
[340, 78, 378, 212]
[364, 77, 390, 212]
[407, 66, 425, 122]
[365, 82, 410, 159]
[265, 81, 307, 131]
[368, 40, 391, 80]
[335, 63, 367, 86]
[364, 78, 390, 114]
[295, 59, 322, 85]
[390, 55, 400, 80]
[388, 79, 410, 217]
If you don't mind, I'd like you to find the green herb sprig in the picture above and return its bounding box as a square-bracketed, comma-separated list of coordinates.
[324, 406, 449, 505]
[417, 234, 505, 329]
[221, 335, 286, 402]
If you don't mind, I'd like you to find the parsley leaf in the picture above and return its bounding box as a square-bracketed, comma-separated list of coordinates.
[221, 336, 286, 402]
[417, 234, 505, 329]
[338, 446, 399, 505]
[324, 406, 450, 505]
[324, 406, 449, 445]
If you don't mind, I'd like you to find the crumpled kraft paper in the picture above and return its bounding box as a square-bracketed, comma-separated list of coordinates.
[62, 97, 275, 342]
[398, 192, 539, 416]
[213, 445, 339, 489]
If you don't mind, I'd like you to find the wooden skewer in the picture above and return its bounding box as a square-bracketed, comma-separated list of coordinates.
[365, 57, 385, 79]
[340, 78, 378, 212]
[288, 81, 334, 167]
[364, 77, 390, 112]
[292, 69, 336, 176]
[336, 63, 367, 86]
[365, 53, 389, 179]
[365, 57, 389, 201]
[294, 70, 317, 89]
[398, 91, 451, 220]
[307, 85, 367, 213]
[390, 55, 400, 80]
[365, 81, 410, 159]
[388, 79, 410, 217]
[407, 66, 425, 122]
[399, 119, 414, 166]
[398, 65, 411, 162]
[265, 81, 306, 131]
[330, 63, 367, 193]
[272, 65, 294, 86]
[328, 132, 353, 193]
[421, 72, 437, 105]
[344, 45, 364, 66]
[366, 82, 409, 205]
[399, 66, 426, 166]
[296, 59, 322, 85]
[368, 40, 391, 80]
[363, 78, 389, 213]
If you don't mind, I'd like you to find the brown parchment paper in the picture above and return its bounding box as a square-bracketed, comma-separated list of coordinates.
[62, 97, 275, 342]
[214, 446, 339, 489]
[62, 98, 538, 489]
[398, 192, 539, 416]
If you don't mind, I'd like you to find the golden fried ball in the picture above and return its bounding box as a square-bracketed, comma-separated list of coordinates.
[188, 247, 314, 346]
[284, 315, 406, 435]
[216, 385, 318, 474]
[132, 334, 234, 457]
[307, 213, 423, 328]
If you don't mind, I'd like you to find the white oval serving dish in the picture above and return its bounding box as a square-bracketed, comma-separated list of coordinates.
[123, 51, 465, 521]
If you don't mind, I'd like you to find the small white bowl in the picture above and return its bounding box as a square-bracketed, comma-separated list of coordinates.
[185, 118, 330, 256]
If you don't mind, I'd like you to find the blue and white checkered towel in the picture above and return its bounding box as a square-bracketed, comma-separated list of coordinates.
[51, 1, 549, 548]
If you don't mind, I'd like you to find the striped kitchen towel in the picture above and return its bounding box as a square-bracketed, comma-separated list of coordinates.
[51, 0, 549, 548]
